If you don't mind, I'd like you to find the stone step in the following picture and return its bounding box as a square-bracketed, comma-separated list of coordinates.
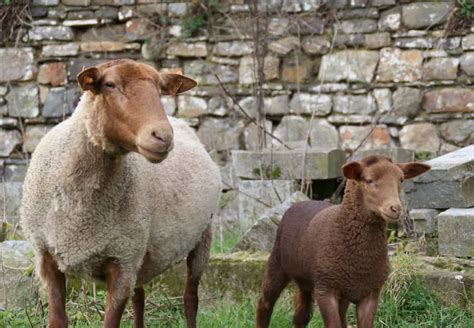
[410, 209, 439, 236]
[438, 208, 474, 258]
[405, 145, 474, 209]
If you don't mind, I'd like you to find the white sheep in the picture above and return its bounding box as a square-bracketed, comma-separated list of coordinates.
[20, 59, 221, 328]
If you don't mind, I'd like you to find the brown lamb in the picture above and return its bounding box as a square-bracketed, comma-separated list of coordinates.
[256, 155, 431, 328]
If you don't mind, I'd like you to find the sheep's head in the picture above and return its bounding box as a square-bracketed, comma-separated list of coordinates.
[342, 155, 430, 222]
[77, 59, 196, 163]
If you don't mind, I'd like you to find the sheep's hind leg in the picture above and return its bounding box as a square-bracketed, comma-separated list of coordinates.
[184, 224, 212, 328]
[39, 252, 68, 328]
[103, 260, 131, 328]
[293, 280, 314, 328]
[314, 290, 342, 328]
[132, 287, 145, 328]
[355, 291, 380, 328]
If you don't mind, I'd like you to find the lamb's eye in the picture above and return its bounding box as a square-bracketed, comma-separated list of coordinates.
[365, 179, 373, 184]
[105, 82, 116, 89]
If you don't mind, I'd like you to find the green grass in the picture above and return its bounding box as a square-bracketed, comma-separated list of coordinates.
[210, 230, 243, 255]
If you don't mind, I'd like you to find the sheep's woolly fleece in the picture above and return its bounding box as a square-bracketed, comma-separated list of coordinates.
[21, 92, 221, 294]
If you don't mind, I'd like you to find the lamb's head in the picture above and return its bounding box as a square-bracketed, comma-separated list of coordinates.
[77, 59, 196, 163]
[342, 155, 430, 222]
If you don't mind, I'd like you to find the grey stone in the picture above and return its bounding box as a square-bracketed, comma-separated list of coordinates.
[82, 24, 126, 42]
[213, 41, 253, 57]
[66, 10, 94, 19]
[410, 209, 439, 235]
[351, 148, 415, 163]
[288, 15, 324, 35]
[208, 96, 231, 117]
[95, 7, 118, 20]
[281, 55, 315, 84]
[462, 34, 474, 50]
[373, 88, 392, 113]
[0, 181, 22, 222]
[243, 120, 273, 150]
[177, 96, 207, 118]
[340, 125, 391, 151]
[378, 6, 400, 31]
[0, 118, 18, 129]
[423, 58, 459, 80]
[0, 86, 7, 96]
[161, 97, 176, 116]
[62, 0, 90, 5]
[68, 58, 104, 81]
[364, 32, 391, 49]
[235, 191, 310, 252]
[399, 123, 441, 153]
[377, 48, 423, 82]
[23, 125, 52, 153]
[373, 0, 395, 6]
[338, 8, 379, 19]
[394, 37, 434, 49]
[391, 87, 423, 118]
[166, 42, 207, 58]
[184, 61, 238, 85]
[319, 50, 379, 83]
[268, 36, 299, 55]
[290, 93, 332, 116]
[41, 43, 80, 57]
[232, 148, 345, 180]
[197, 118, 245, 151]
[238, 96, 289, 117]
[118, 6, 134, 21]
[32, 0, 59, 5]
[168, 3, 187, 17]
[29, 26, 74, 41]
[2, 164, 27, 182]
[0, 241, 36, 309]
[333, 94, 376, 115]
[302, 36, 330, 55]
[460, 52, 474, 76]
[0, 130, 21, 157]
[423, 88, 474, 114]
[6, 84, 39, 118]
[334, 34, 365, 48]
[263, 55, 280, 81]
[216, 190, 240, 232]
[272, 116, 308, 147]
[239, 56, 255, 85]
[42, 87, 70, 118]
[340, 19, 377, 34]
[438, 208, 474, 258]
[440, 120, 474, 147]
[268, 17, 289, 36]
[402, 2, 451, 29]
[0, 48, 35, 82]
[237, 180, 296, 230]
[329, 115, 373, 125]
[404, 145, 474, 209]
[309, 119, 339, 149]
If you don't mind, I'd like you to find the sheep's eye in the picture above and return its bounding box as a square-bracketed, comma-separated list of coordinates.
[105, 82, 116, 89]
[365, 178, 373, 184]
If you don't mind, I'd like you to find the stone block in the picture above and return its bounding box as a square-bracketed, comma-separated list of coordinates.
[0, 182, 22, 222]
[462, 34, 474, 50]
[208, 96, 231, 117]
[213, 41, 253, 57]
[340, 125, 391, 151]
[387, 87, 422, 119]
[378, 6, 400, 31]
[243, 120, 272, 151]
[23, 125, 53, 153]
[290, 93, 332, 116]
[309, 119, 339, 149]
[37, 62, 67, 86]
[184, 61, 238, 85]
[281, 55, 316, 84]
[393, 37, 434, 49]
[232, 148, 345, 180]
[373, 88, 392, 113]
[402, 2, 451, 29]
[41, 43, 80, 57]
[239, 56, 254, 85]
[29, 26, 74, 41]
[80, 41, 126, 52]
[263, 55, 279, 81]
[2, 163, 27, 182]
[161, 97, 176, 116]
[268, 36, 299, 55]
[268, 17, 289, 36]
[168, 41, 208, 58]
[0, 130, 21, 157]
[438, 208, 474, 258]
[399, 123, 440, 153]
[177, 96, 207, 118]
[6, 84, 39, 118]
[404, 145, 474, 209]
[439, 120, 474, 147]
[340, 19, 377, 33]
[423, 58, 459, 80]
[423, 88, 474, 113]
[272, 115, 308, 148]
[319, 50, 379, 83]
[410, 209, 439, 235]
[197, 118, 245, 151]
[377, 48, 423, 82]
[302, 36, 330, 55]
[42, 87, 71, 118]
[351, 148, 415, 163]
[364, 32, 391, 49]
[460, 52, 474, 76]
[0, 48, 35, 82]
[216, 190, 240, 232]
[334, 94, 376, 115]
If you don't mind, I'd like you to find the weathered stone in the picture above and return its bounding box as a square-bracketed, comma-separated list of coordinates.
[6, 84, 39, 118]
[350, 0, 368, 7]
[41, 43, 80, 57]
[23, 125, 53, 153]
[288, 15, 324, 35]
[334, 34, 365, 48]
[0, 86, 7, 96]
[124, 18, 154, 41]
[0, 241, 35, 309]
[440, 120, 474, 147]
[208, 96, 231, 117]
[364, 32, 391, 49]
[95, 7, 118, 20]
[423, 88, 474, 113]
[37, 62, 67, 86]
[32, 0, 59, 5]
[197, 118, 245, 151]
[3, 163, 28, 182]
[302, 36, 330, 54]
[377, 48, 423, 82]
[0, 130, 21, 157]
[42, 87, 71, 118]
[243, 120, 273, 150]
[237, 96, 290, 118]
[319, 50, 379, 83]
[29, 26, 74, 41]
[272, 116, 308, 147]
[82, 24, 126, 42]
[340, 125, 391, 151]
[399, 123, 440, 153]
[0, 118, 18, 129]
[373, 0, 395, 6]
[410, 209, 439, 235]
[391, 87, 423, 118]
[0, 48, 35, 82]
[268, 17, 289, 36]
[232, 148, 345, 180]
[378, 6, 400, 31]
[373, 88, 392, 113]
[341, 19, 377, 33]
[351, 148, 415, 163]
[423, 58, 459, 80]
[462, 34, 474, 50]
[62, 0, 90, 5]
[338, 8, 379, 19]
[333, 94, 376, 115]
[405, 145, 474, 209]
[213, 41, 253, 57]
[168, 2, 187, 17]
[161, 97, 176, 116]
[68, 58, 108, 81]
[184, 61, 238, 85]
[263, 55, 279, 81]
[31, 7, 48, 18]
[394, 37, 434, 49]
[239, 56, 255, 85]
[63, 19, 99, 27]
[216, 190, 240, 231]
[236, 192, 310, 252]
[460, 52, 474, 76]
[309, 119, 339, 149]
[290, 93, 332, 116]
[118, 6, 134, 21]
[268, 36, 299, 56]
[80, 41, 126, 52]
[402, 2, 451, 29]
[177, 96, 207, 118]
[329, 115, 373, 125]
[438, 208, 474, 258]
[167, 42, 207, 58]
[281, 55, 315, 84]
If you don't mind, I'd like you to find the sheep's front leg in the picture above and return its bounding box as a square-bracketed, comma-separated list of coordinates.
[314, 290, 342, 328]
[355, 291, 380, 328]
[132, 287, 145, 328]
[103, 260, 132, 328]
[39, 252, 68, 328]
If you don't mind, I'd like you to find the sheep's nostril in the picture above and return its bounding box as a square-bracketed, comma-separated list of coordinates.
[390, 205, 401, 214]
[151, 131, 165, 143]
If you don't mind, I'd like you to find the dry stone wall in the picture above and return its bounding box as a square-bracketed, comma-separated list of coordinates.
[0, 0, 473, 223]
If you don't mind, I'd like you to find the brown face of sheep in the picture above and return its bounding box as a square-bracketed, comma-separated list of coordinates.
[342, 156, 431, 222]
[76, 60, 197, 163]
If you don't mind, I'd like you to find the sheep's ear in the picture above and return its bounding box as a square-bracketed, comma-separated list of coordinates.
[160, 73, 197, 96]
[342, 161, 363, 181]
[77, 67, 101, 92]
[397, 162, 431, 179]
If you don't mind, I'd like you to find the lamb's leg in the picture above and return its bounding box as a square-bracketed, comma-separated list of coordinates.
[39, 252, 68, 328]
[132, 287, 145, 328]
[184, 224, 212, 328]
[355, 291, 380, 328]
[314, 290, 341, 328]
[103, 260, 131, 328]
[293, 281, 313, 328]
[338, 298, 350, 328]
[256, 251, 289, 328]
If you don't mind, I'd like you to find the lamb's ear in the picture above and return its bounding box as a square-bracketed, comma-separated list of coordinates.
[77, 67, 101, 92]
[397, 162, 431, 179]
[160, 73, 197, 96]
[342, 161, 363, 181]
